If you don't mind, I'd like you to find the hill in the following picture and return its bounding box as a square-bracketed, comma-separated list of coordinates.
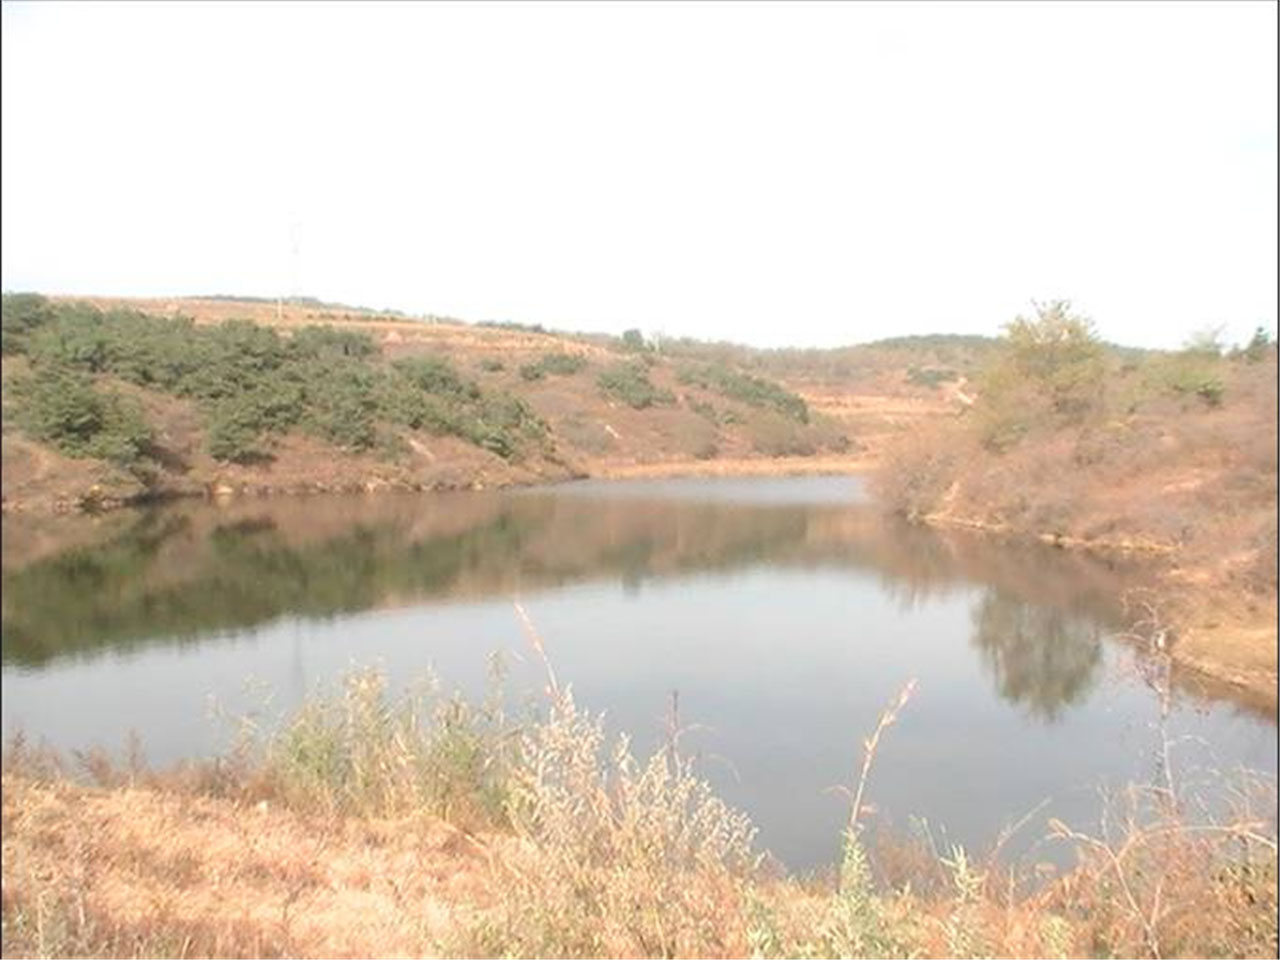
[872, 302, 1277, 701]
[3, 294, 961, 512]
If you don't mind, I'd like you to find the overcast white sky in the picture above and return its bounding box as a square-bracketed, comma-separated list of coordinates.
[2, 1, 1276, 349]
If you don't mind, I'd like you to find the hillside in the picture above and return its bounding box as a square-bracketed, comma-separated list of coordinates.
[872, 303, 1278, 701]
[0, 295, 980, 513]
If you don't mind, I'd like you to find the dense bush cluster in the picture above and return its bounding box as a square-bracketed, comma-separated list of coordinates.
[519, 351, 588, 381]
[6, 364, 152, 467]
[596, 361, 675, 409]
[676, 362, 809, 423]
[972, 302, 1107, 450]
[1, 294, 549, 464]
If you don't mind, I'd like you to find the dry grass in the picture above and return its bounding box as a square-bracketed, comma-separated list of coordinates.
[874, 349, 1278, 702]
[3, 653, 1274, 959]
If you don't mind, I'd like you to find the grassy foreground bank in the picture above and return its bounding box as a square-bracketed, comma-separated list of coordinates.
[2, 662, 1275, 959]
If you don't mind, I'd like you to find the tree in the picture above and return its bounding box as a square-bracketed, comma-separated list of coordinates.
[620, 328, 647, 352]
[1183, 324, 1225, 357]
[1241, 326, 1274, 363]
[976, 301, 1106, 449]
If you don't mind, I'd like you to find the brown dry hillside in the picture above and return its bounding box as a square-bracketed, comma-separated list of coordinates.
[1, 295, 978, 513]
[872, 305, 1278, 703]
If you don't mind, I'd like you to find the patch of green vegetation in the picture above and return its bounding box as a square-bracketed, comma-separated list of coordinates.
[867, 333, 999, 352]
[906, 366, 959, 388]
[0, 294, 550, 463]
[597, 361, 675, 409]
[1236, 326, 1275, 363]
[974, 301, 1107, 450]
[519, 352, 588, 381]
[1143, 337, 1228, 409]
[686, 396, 719, 422]
[676, 362, 809, 423]
[0, 292, 56, 355]
[619, 327, 650, 353]
[5, 364, 152, 468]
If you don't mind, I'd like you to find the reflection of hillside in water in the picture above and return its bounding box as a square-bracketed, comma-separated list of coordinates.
[1, 489, 1157, 721]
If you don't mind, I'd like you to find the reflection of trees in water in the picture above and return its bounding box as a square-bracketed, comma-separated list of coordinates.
[970, 590, 1103, 721]
[2, 491, 1127, 679]
[0, 497, 811, 665]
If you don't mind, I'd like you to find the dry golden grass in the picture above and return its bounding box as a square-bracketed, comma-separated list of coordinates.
[3, 661, 1274, 959]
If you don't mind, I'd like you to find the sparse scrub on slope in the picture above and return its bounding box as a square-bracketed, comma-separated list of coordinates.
[597, 360, 675, 409]
[677, 362, 810, 424]
[519, 352, 588, 381]
[0, 295, 552, 464]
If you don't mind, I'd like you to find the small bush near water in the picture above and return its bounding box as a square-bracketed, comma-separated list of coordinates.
[3, 652, 1273, 959]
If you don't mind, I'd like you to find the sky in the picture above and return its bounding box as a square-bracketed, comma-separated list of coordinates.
[1, 1, 1276, 350]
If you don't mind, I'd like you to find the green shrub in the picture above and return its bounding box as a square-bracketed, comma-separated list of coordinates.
[1, 292, 56, 355]
[1237, 326, 1274, 363]
[381, 357, 548, 460]
[974, 301, 1107, 447]
[597, 361, 675, 409]
[27, 307, 112, 372]
[8, 366, 152, 467]
[687, 397, 719, 422]
[620, 328, 649, 353]
[676, 363, 809, 423]
[906, 366, 959, 388]
[1144, 350, 1227, 409]
[539, 352, 587, 376]
[7, 303, 552, 463]
[300, 365, 379, 451]
[206, 398, 271, 463]
[521, 352, 587, 381]
[392, 355, 479, 401]
[290, 325, 377, 359]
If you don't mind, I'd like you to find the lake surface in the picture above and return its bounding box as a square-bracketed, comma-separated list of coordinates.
[2, 475, 1275, 871]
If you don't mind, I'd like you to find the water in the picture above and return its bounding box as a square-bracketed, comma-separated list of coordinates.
[2, 475, 1274, 870]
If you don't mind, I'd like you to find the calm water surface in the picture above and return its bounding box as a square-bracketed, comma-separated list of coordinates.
[2, 476, 1274, 870]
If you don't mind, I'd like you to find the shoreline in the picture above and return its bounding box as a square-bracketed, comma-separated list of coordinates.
[3, 455, 1274, 708]
[0, 453, 879, 515]
[914, 509, 1278, 709]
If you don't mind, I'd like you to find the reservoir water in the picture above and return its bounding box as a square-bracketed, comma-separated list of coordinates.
[2, 475, 1274, 870]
